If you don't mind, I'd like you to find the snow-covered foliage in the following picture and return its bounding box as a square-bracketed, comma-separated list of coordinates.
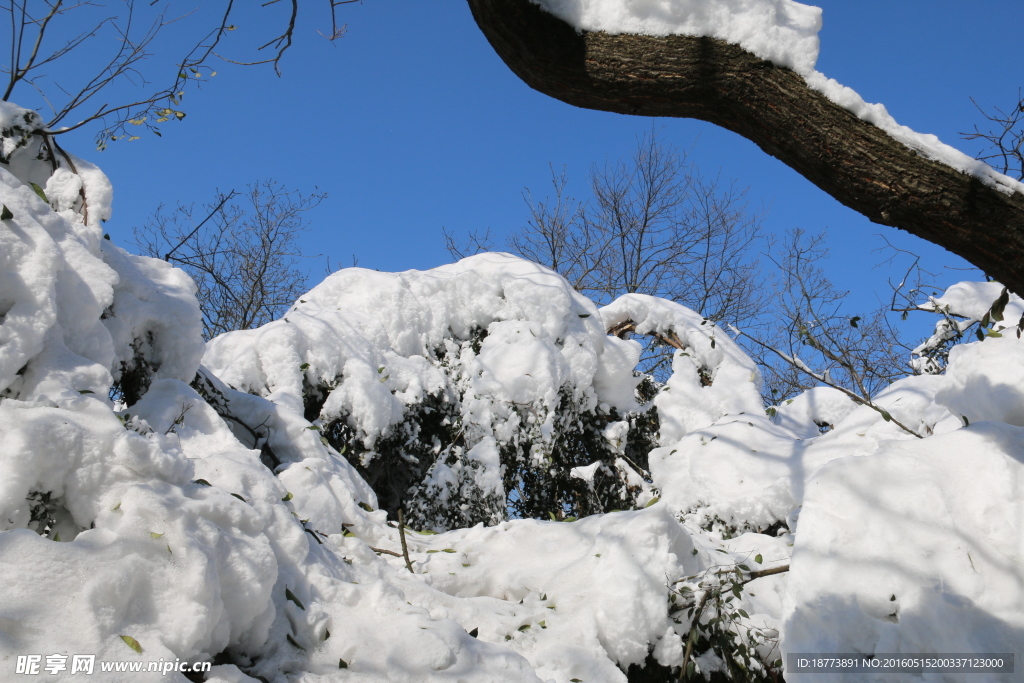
[2, 112, 1023, 682]
[531, 0, 1024, 198]
[203, 256, 661, 531]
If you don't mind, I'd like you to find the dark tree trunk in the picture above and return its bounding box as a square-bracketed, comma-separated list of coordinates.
[467, 0, 1024, 294]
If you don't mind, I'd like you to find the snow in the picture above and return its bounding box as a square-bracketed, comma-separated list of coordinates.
[600, 293, 764, 443]
[782, 422, 1024, 677]
[531, 0, 1024, 197]
[3, 104, 1023, 681]
[533, 0, 822, 75]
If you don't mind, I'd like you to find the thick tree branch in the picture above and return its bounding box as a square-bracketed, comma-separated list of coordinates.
[466, 0, 1024, 294]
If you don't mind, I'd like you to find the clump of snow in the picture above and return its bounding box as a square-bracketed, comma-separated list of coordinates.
[919, 281, 1024, 325]
[533, 0, 822, 75]
[600, 293, 763, 443]
[0, 101, 112, 228]
[937, 334, 1024, 427]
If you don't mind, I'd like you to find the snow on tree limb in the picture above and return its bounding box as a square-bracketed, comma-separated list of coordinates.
[466, 0, 1024, 295]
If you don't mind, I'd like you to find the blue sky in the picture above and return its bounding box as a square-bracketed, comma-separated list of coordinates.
[65, 1, 1024, 328]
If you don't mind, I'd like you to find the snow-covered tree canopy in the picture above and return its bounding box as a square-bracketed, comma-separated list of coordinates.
[2, 95, 1023, 681]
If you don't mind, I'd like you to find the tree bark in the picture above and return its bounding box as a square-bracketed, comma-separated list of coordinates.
[466, 0, 1024, 294]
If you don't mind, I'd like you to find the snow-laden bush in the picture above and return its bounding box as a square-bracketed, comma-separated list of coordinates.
[203, 257, 667, 530]
[2, 104, 1023, 682]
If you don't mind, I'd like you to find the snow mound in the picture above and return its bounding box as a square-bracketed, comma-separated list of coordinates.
[783, 422, 1024, 673]
[771, 386, 855, 439]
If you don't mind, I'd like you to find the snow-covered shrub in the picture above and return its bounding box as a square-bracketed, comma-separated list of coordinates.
[910, 281, 1024, 375]
[203, 255, 660, 530]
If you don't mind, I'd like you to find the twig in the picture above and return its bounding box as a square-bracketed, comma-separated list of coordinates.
[733, 327, 923, 438]
[369, 547, 403, 558]
[396, 507, 414, 573]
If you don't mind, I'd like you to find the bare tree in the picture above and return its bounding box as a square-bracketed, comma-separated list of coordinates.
[735, 229, 918, 434]
[961, 89, 1024, 181]
[2, 0, 354, 148]
[133, 180, 325, 339]
[510, 132, 764, 324]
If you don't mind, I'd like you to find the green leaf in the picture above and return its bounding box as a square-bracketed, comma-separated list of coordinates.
[52, 532, 60, 542]
[1, 205, 12, 220]
[850, 316, 861, 328]
[986, 329, 1003, 338]
[358, 501, 374, 512]
[468, 627, 479, 638]
[282, 492, 293, 502]
[286, 634, 305, 650]
[285, 587, 305, 610]
[30, 182, 48, 203]
[754, 553, 763, 564]
[880, 410, 892, 422]
[149, 532, 164, 539]
[338, 658, 348, 669]
[78, 389, 94, 394]
[442, 548, 456, 553]
[299, 363, 310, 371]
[426, 549, 439, 554]
[644, 496, 661, 508]
[577, 313, 591, 318]
[738, 609, 749, 618]
[518, 624, 531, 631]
[231, 493, 246, 502]
[111, 502, 121, 511]
[193, 479, 212, 487]
[990, 287, 1010, 322]
[120, 635, 143, 653]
